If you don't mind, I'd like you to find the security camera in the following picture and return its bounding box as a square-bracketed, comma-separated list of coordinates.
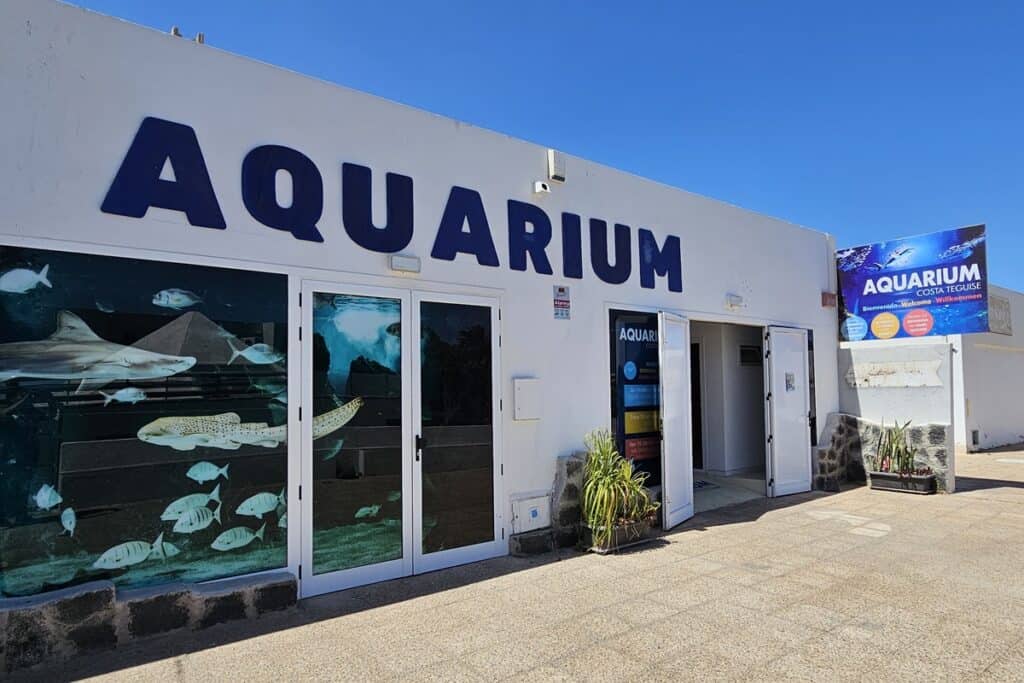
[533, 181, 551, 194]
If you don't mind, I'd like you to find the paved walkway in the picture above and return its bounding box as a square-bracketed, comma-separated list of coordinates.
[19, 449, 1024, 682]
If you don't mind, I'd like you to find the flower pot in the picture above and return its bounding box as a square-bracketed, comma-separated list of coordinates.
[867, 471, 936, 495]
[582, 519, 652, 554]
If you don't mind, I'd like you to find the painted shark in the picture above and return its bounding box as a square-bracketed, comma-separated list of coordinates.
[137, 397, 364, 451]
[0, 311, 196, 393]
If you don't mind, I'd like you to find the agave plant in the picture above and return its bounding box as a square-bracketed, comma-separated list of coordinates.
[580, 429, 659, 548]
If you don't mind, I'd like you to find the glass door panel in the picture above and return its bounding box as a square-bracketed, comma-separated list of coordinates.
[300, 284, 411, 597]
[413, 295, 502, 572]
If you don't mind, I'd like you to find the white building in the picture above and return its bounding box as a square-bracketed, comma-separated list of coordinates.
[0, 0, 838, 602]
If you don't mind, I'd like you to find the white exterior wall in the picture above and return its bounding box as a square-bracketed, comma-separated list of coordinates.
[838, 338, 955, 426]
[0, 1, 839, 535]
[960, 285, 1024, 450]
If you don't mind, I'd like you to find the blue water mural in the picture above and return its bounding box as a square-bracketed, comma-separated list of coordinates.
[0, 245, 289, 597]
[310, 292, 403, 575]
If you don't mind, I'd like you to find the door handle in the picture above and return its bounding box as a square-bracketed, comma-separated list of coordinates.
[415, 434, 424, 461]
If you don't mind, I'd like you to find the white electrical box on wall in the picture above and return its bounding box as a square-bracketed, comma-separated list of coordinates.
[513, 377, 541, 421]
[511, 494, 551, 534]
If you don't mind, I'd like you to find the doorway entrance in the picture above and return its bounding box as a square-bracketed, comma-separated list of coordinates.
[299, 283, 503, 597]
[688, 321, 769, 513]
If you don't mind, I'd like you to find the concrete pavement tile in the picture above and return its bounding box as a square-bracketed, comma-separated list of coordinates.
[757, 614, 827, 647]
[719, 584, 791, 614]
[979, 640, 1024, 681]
[553, 641, 660, 681]
[645, 582, 712, 611]
[412, 661, 490, 682]
[671, 555, 726, 575]
[655, 641, 757, 682]
[760, 650, 879, 682]
[775, 603, 850, 631]
[750, 576, 816, 601]
[505, 664, 579, 682]
[712, 566, 772, 586]
[610, 596, 683, 627]
[780, 568, 840, 590]
[570, 609, 634, 643]
[459, 634, 565, 678]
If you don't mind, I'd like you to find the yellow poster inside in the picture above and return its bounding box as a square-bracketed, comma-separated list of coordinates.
[624, 410, 658, 435]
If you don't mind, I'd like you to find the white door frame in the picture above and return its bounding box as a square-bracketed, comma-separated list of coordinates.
[411, 291, 504, 574]
[298, 281, 414, 598]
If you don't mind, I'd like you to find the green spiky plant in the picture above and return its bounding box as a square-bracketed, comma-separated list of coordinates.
[868, 420, 928, 476]
[581, 429, 659, 549]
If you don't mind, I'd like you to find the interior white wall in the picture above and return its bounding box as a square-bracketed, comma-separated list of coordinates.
[1, 0, 841, 537]
[960, 285, 1024, 450]
[690, 322, 725, 471]
[721, 325, 767, 473]
[689, 322, 765, 475]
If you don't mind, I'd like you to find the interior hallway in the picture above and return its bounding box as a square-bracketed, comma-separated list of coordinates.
[693, 470, 765, 514]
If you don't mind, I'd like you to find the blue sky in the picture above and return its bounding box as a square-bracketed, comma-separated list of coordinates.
[77, 1, 1024, 290]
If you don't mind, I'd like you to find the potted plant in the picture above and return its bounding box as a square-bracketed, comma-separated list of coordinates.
[864, 420, 936, 494]
[580, 429, 660, 553]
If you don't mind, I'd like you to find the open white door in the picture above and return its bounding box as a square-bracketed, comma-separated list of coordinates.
[658, 312, 694, 529]
[764, 326, 812, 497]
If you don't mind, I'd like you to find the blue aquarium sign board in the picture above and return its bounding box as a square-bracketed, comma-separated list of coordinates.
[836, 225, 989, 341]
[100, 117, 683, 293]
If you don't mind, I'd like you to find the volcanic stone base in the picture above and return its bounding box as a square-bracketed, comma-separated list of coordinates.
[550, 451, 585, 548]
[509, 528, 556, 556]
[0, 571, 296, 674]
[815, 413, 952, 492]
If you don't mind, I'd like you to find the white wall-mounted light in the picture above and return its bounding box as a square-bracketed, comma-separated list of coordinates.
[389, 254, 421, 273]
[725, 293, 746, 310]
[533, 181, 551, 195]
[547, 149, 566, 183]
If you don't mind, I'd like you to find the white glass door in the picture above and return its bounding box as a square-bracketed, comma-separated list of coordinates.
[299, 283, 412, 597]
[411, 292, 503, 574]
[299, 285, 502, 597]
[658, 312, 694, 529]
[764, 326, 812, 497]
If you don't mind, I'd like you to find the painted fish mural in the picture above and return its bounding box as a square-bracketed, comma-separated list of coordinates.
[0, 311, 196, 393]
[236, 490, 285, 520]
[322, 438, 345, 461]
[211, 524, 266, 552]
[60, 508, 76, 537]
[186, 461, 230, 483]
[227, 340, 285, 365]
[0, 264, 51, 293]
[33, 484, 62, 510]
[160, 485, 221, 521]
[354, 505, 380, 519]
[152, 288, 202, 310]
[137, 397, 364, 451]
[172, 504, 222, 534]
[100, 387, 147, 406]
[92, 532, 175, 570]
[277, 512, 287, 529]
[250, 378, 286, 396]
